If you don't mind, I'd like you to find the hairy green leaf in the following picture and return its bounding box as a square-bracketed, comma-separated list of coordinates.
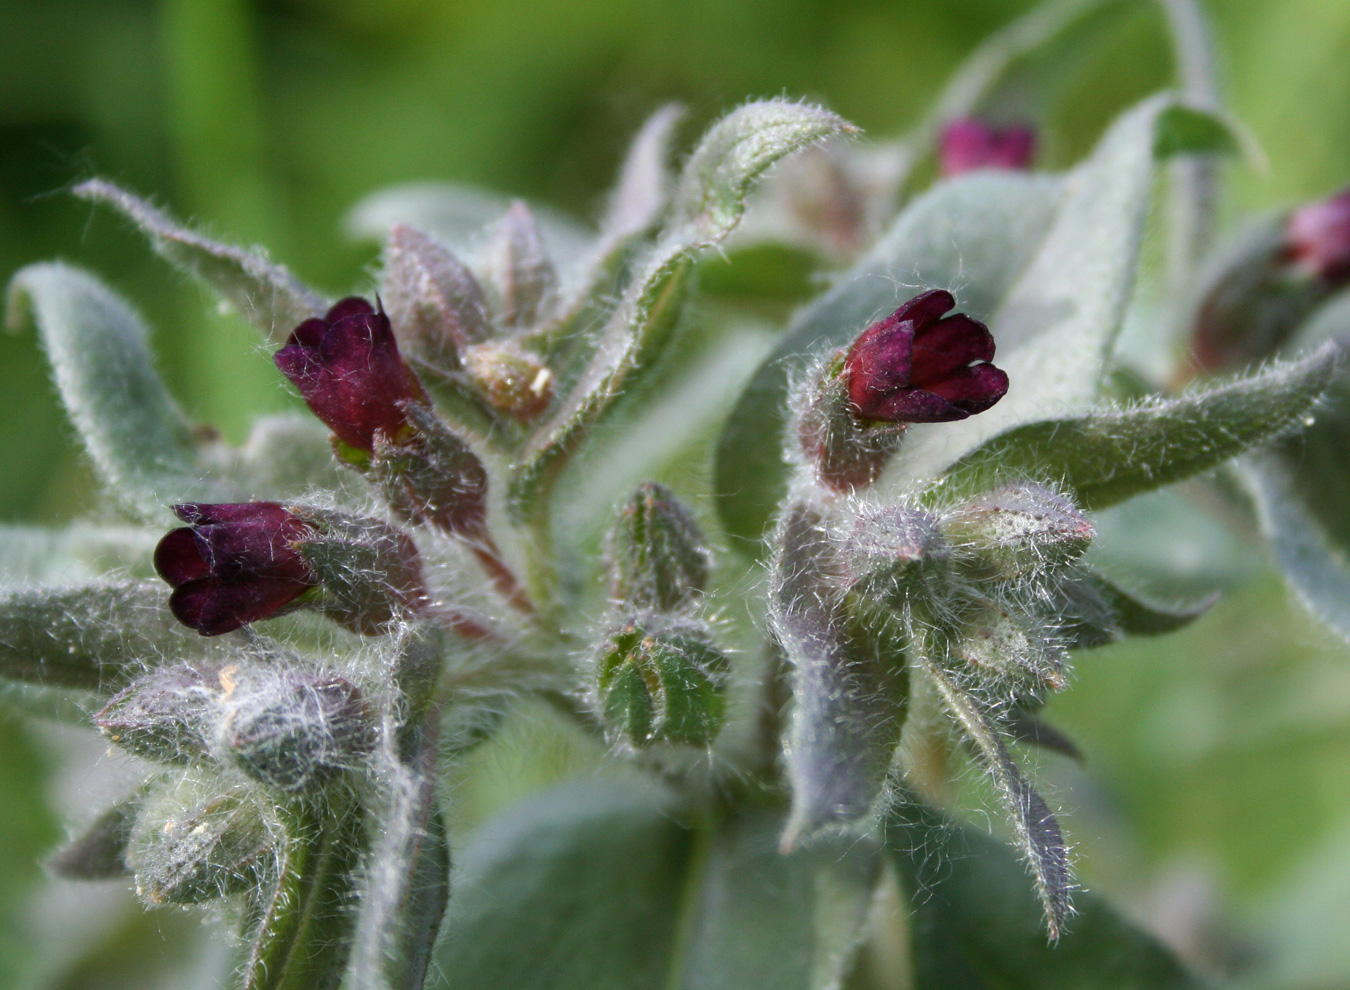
[509, 101, 854, 522]
[887, 795, 1203, 989]
[715, 171, 1063, 543]
[923, 661, 1071, 938]
[240, 798, 366, 990]
[929, 344, 1338, 510]
[6, 263, 240, 515]
[0, 523, 158, 587]
[73, 180, 323, 342]
[0, 582, 232, 693]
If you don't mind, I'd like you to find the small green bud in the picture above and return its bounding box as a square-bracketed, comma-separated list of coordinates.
[95, 663, 220, 765]
[369, 401, 490, 538]
[594, 618, 728, 747]
[605, 483, 711, 612]
[383, 223, 493, 369]
[482, 201, 559, 328]
[940, 483, 1093, 578]
[217, 667, 376, 791]
[130, 784, 277, 906]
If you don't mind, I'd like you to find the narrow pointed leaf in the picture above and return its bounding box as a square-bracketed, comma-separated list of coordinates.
[601, 103, 685, 241]
[509, 102, 854, 520]
[930, 344, 1338, 510]
[47, 792, 143, 880]
[348, 722, 450, 990]
[0, 582, 231, 693]
[1005, 709, 1084, 762]
[715, 171, 1063, 543]
[924, 661, 1071, 938]
[1061, 569, 1213, 650]
[7, 263, 240, 514]
[239, 798, 366, 990]
[73, 180, 323, 341]
[483, 202, 559, 328]
[887, 795, 1204, 989]
[1245, 453, 1350, 643]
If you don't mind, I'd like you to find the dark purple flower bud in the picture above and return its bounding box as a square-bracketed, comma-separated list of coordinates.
[274, 297, 430, 454]
[843, 289, 1009, 423]
[1285, 186, 1350, 282]
[938, 119, 1036, 178]
[155, 503, 317, 636]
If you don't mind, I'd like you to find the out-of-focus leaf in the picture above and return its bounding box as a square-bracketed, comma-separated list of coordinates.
[73, 180, 324, 342]
[0, 582, 233, 694]
[6, 263, 240, 516]
[434, 776, 689, 989]
[47, 792, 141, 880]
[676, 807, 879, 990]
[434, 775, 878, 990]
[344, 182, 593, 281]
[927, 344, 1337, 510]
[887, 795, 1203, 989]
[509, 101, 854, 522]
[1245, 452, 1350, 643]
[600, 103, 684, 243]
[715, 171, 1063, 544]
[0, 524, 158, 587]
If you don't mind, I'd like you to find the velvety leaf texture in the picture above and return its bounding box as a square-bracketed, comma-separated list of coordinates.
[929, 344, 1338, 510]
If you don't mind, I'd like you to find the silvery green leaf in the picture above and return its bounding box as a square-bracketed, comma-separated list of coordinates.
[348, 723, 449, 990]
[509, 102, 854, 521]
[601, 103, 685, 243]
[7, 263, 241, 516]
[73, 180, 323, 342]
[436, 776, 689, 989]
[0, 523, 158, 587]
[675, 807, 879, 990]
[668, 100, 856, 246]
[0, 582, 233, 694]
[887, 795, 1203, 988]
[1245, 453, 1350, 643]
[929, 344, 1338, 510]
[230, 413, 357, 500]
[47, 791, 143, 880]
[715, 171, 1063, 543]
[923, 661, 1071, 939]
[381, 224, 494, 368]
[239, 797, 366, 990]
[345, 182, 593, 281]
[892, 96, 1237, 485]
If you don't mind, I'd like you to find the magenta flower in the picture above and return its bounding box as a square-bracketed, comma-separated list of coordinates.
[843, 289, 1009, 423]
[1286, 187, 1350, 282]
[154, 503, 317, 636]
[938, 119, 1036, 178]
[274, 297, 429, 453]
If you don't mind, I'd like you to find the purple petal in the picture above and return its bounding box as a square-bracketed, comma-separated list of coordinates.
[325, 296, 376, 322]
[925, 363, 1010, 413]
[911, 314, 997, 384]
[891, 289, 955, 328]
[154, 528, 212, 585]
[170, 577, 311, 636]
[869, 386, 969, 423]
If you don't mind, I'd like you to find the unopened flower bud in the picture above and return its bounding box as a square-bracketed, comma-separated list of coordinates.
[938, 118, 1036, 178]
[462, 341, 554, 421]
[274, 296, 430, 458]
[129, 784, 276, 906]
[605, 483, 711, 612]
[483, 201, 559, 328]
[95, 663, 220, 764]
[369, 402, 490, 537]
[952, 599, 1067, 695]
[382, 224, 493, 369]
[842, 503, 947, 602]
[940, 483, 1093, 578]
[1286, 186, 1350, 282]
[594, 618, 728, 747]
[844, 290, 1008, 423]
[218, 667, 375, 791]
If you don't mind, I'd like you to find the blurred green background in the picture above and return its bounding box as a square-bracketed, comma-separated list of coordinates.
[3, 0, 1350, 986]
